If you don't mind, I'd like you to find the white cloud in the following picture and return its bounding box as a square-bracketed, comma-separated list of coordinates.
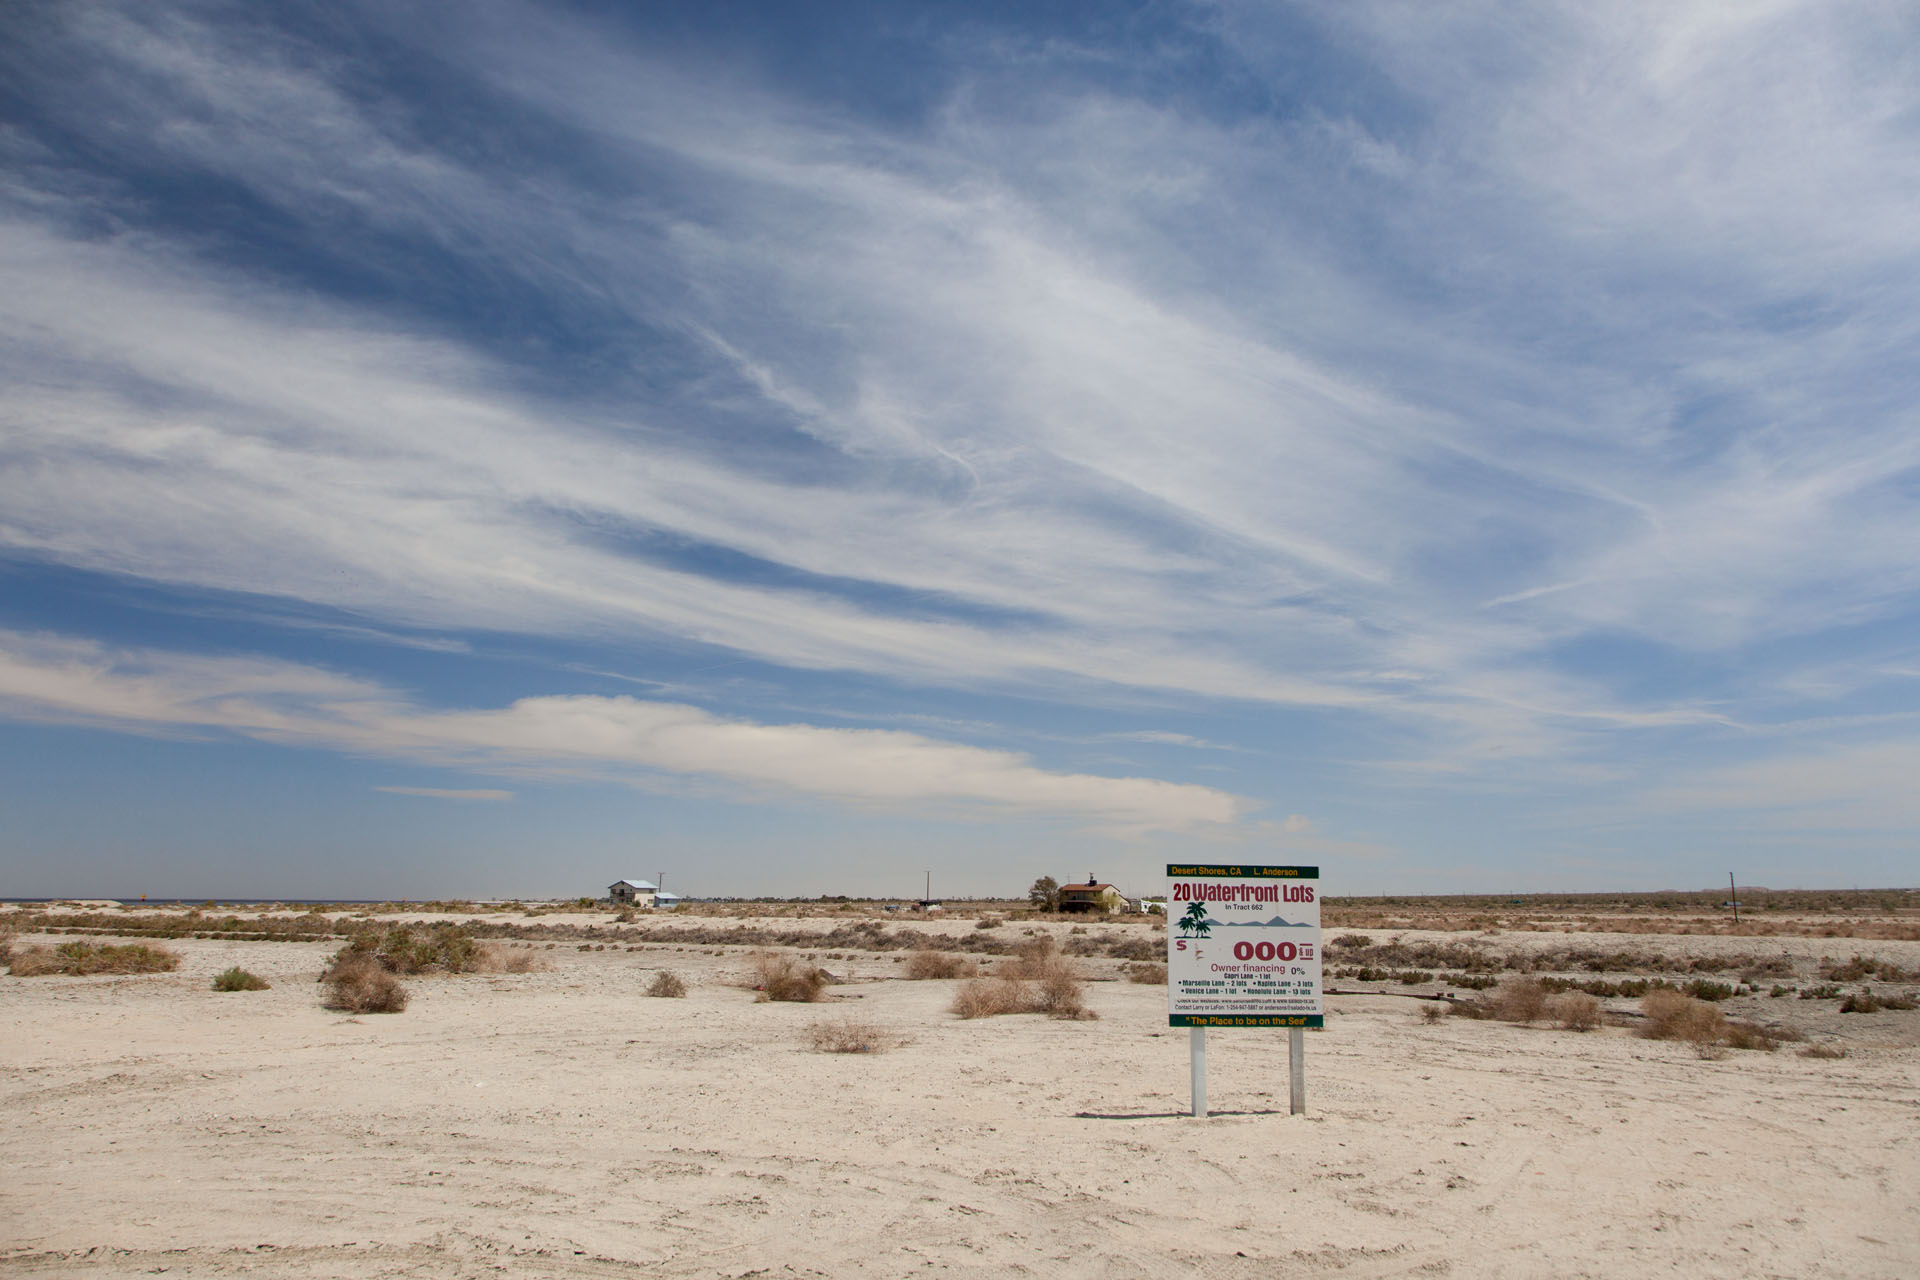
[1645, 740, 1920, 830]
[0, 631, 1249, 832]
[2, 0, 1918, 804]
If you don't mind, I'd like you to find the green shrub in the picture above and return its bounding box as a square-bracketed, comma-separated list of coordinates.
[212, 967, 269, 991]
[338, 923, 478, 974]
[1840, 988, 1917, 1013]
[1446, 973, 1498, 990]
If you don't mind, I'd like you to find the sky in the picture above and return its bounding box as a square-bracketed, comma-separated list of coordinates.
[3, 0, 1918, 900]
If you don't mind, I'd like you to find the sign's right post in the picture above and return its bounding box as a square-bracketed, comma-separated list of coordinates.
[1290, 1025, 1305, 1114]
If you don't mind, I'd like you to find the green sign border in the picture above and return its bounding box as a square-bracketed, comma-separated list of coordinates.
[1167, 864, 1318, 879]
[1169, 1014, 1324, 1028]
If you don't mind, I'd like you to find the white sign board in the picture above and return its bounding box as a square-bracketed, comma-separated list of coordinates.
[1167, 864, 1322, 1028]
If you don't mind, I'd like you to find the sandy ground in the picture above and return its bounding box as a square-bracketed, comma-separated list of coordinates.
[3, 917, 1918, 1278]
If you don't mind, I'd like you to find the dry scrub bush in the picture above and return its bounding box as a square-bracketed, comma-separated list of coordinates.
[1639, 988, 1726, 1056]
[1489, 978, 1550, 1024]
[646, 969, 688, 998]
[1001, 934, 1067, 980]
[321, 952, 409, 1013]
[751, 952, 828, 1002]
[949, 969, 1096, 1020]
[1550, 991, 1602, 1031]
[1724, 1021, 1789, 1052]
[1799, 1043, 1846, 1059]
[1035, 970, 1096, 1019]
[950, 976, 1028, 1019]
[9, 941, 181, 976]
[471, 942, 549, 973]
[903, 950, 972, 980]
[1126, 962, 1167, 984]
[805, 1018, 901, 1054]
[212, 967, 269, 991]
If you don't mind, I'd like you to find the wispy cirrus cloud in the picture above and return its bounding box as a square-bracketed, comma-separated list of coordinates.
[0, 631, 1248, 832]
[3, 0, 1919, 888]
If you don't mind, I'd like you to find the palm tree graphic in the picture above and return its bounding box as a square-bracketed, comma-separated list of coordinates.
[1179, 901, 1213, 938]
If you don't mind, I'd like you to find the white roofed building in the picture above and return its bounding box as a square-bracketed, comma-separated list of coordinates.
[608, 879, 658, 906]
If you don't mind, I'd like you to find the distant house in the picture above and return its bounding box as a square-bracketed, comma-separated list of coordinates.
[1059, 875, 1127, 914]
[608, 879, 658, 907]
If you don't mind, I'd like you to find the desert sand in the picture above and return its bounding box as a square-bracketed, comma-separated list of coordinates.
[3, 909, 1917, 1278]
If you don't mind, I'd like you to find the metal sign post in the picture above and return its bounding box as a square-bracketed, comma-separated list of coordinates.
[1167, 863, 1322, 1118]
[1289, 1026, 1305, 1114]
[1191, 1026, 1208, 1117]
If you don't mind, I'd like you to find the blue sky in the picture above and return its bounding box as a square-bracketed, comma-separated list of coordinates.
[4, 0, 1919, 899]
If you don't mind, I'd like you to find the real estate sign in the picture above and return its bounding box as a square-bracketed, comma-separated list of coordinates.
[1167, 864, 1322, 1028]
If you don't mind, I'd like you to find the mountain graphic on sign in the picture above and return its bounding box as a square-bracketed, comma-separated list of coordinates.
[1215, 916, 1313, 928]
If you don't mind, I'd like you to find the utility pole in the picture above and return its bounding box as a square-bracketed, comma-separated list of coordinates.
[1729, 872, 1738, 926]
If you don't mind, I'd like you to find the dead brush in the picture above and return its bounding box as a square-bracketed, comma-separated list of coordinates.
[1639, 988, 1727, 1057]
[949, 964, 1097, 1021]
[320, 952, 408, 1013]
[750, 952, 828, 1002]
[1549, 991, 1603, 1031]
[1126, 962, 1167, 984]
[1000, 933, 1062, 978]
[804, 1018, 902, 1054]
[8, 941, 181, 976]
[1035, 969, 1097, 1020]
[645, 969, 688, 998]
[1488, 978, 1550, 1023]
[949, 976, 1028, 1019]
[1723, 1020, 1795, 1052]
[903, 950, 972, 980]
[470, 942, 550, 973]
